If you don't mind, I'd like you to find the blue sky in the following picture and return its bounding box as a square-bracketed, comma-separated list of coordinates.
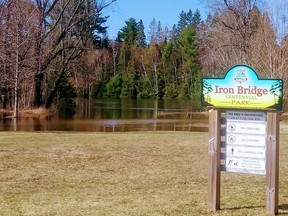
[105, 0, 206, 39]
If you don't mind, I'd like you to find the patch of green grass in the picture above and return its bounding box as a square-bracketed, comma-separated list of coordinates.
[0, 131, 288, 215]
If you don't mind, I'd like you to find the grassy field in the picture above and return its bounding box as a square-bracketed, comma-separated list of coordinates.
[1, 131, 288, 215]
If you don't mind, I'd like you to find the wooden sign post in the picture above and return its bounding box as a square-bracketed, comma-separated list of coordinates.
[208, 109, 221, 211]
[266, 111, 280, 214]
[202, 65, 283, 215]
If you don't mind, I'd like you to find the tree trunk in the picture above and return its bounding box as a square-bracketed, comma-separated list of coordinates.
[45, 71, 64, 109]
[14, 29, 19, 118]
[34, 73, 44, 107]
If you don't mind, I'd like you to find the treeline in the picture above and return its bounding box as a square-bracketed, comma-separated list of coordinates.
[1, 0, 288, 117]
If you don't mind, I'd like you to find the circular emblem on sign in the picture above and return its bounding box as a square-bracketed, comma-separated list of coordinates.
[234, 69, 248, 84]
[227, 135, 236, 143]
[228, 123, 236, 132]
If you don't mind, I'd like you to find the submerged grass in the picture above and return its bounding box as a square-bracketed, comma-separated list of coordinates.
[1, 131, 288, 215]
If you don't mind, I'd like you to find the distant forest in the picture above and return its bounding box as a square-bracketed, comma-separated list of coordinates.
[1, 0, 288, 117]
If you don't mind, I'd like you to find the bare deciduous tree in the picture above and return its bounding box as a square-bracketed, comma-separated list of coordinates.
[200, 0, 266, 75]
[0, 0, 37, 116]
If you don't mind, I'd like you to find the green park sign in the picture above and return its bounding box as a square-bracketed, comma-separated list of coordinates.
[201, 65, 283, 110]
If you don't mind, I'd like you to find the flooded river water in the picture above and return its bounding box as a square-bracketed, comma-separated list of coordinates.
[0, 99, 208, 132]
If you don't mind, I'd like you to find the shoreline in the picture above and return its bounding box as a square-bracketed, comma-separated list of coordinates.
[0, 108, 52, 119]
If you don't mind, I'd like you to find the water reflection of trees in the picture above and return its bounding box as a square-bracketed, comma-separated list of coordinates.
[0, 99, 206, 132]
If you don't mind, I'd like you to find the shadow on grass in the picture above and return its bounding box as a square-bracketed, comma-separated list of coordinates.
[221, 205, 288, 215]
[279, 204, 288, 210]
[279, 204, 288, 215]
[221, 205, 264, 211]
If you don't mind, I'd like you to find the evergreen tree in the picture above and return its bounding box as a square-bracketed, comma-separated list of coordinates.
[178, 24, 201, 99]
[192, 9, 201, 26]
[106, 74, 123, 98]
[117, 18, 139, 74]
[186, 9, 194, 25]
[169, 24, 179, 43]
[56, 76, 77, 119]
[162, 41, 179, 98]
[117, 18, 138, 45]
[136, 20, 147, 47]
[121, 59, 136, 98]
[178, 10, 187, 32]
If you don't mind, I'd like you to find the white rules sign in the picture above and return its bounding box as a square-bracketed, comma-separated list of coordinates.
[225, 111, 267, 175]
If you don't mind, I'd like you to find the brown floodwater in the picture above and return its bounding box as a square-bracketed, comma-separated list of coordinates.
[0, 99, 208, 132]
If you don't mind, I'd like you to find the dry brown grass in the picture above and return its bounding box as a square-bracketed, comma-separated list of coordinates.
[0, 108, 52, 119]
[19, 108, 51, 118]
[1, 131, 288, 215]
